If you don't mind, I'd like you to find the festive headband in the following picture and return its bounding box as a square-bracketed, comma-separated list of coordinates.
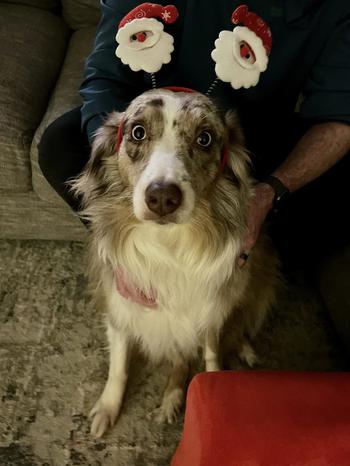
[115, 3, 273, 91]
[114, 3, 272, 171]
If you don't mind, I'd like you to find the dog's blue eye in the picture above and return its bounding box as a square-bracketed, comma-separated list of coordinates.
[197, 131, 212, 147]
[132, 125, 146, 141]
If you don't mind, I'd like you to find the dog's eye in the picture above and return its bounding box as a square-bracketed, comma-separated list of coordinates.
[131, 125, 146, 141]
[197, 131, 212, 147]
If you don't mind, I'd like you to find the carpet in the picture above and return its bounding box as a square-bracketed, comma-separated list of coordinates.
[0, 239, 348, 466]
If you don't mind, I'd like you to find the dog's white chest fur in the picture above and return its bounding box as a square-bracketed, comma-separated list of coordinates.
[105, 222, 240, 362]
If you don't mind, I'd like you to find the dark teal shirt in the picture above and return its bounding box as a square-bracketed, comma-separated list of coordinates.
[80, 0, 350, 173]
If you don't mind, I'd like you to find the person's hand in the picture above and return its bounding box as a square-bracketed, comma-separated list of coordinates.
[238, 183, 274, 267]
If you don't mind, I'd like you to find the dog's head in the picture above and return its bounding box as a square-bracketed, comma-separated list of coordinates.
[72, 89, 251, 226]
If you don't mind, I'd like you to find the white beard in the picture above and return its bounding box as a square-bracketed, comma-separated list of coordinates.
[116, 32, 174, 74]
[211, 30, 262, 89]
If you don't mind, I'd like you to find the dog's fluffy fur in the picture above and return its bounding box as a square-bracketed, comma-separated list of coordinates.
[70, 89, 280, 437]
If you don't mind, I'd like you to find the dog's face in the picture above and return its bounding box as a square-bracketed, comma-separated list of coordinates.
[121, 90, 231, 224]
[76, 89, 249, 226]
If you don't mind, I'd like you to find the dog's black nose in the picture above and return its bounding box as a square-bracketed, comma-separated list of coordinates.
[145, 182, 183, 216]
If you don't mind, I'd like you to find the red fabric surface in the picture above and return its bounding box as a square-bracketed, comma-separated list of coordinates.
[171, 371, 350, 466]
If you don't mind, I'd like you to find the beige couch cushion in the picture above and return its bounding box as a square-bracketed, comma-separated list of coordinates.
[31, 26, 96, 204]
[2, 0, 59, 11]
[0, 192, 86, 240]
[62, 0, 100, 30]
[0, 3, 69, 193]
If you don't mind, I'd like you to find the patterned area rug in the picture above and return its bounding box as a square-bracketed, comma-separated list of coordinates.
[0, 240, 348, 466]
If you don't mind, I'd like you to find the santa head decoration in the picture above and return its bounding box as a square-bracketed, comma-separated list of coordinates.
[211, 4, 272, 89]
[116, 3, 179, 74]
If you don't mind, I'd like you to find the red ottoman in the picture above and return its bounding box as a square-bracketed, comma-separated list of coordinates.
[171, 371, 350, 466]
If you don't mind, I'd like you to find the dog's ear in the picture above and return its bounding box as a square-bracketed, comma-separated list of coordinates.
[88, 111, 124, 174]
[225, 110, 245, 147]
[224, 110, 252, 186]
[68, 111, 123, 203]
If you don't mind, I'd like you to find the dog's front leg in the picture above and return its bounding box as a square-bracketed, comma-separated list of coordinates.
[90, 322, 131, 437]
[204, 328, 221, 372]
[154, 360, 189, 424]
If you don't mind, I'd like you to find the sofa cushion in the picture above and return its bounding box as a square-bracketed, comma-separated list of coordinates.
[2, 0, 60, 12]
[172, 371, 350, 466]
[0, 193, 86, 240]
[0, 3, 69, 193]
[31, 26, 96, 204]
[61, 0, 100, 30]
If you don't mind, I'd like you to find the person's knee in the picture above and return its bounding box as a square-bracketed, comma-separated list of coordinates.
[38, 119, 66, 180]
[38, 107, 86, 177]
[39, 109, 89, 190]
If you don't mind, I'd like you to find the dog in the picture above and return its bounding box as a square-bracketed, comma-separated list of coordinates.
[70, 89, 280, 438]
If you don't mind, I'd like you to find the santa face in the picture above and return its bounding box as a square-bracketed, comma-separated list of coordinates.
[116, 18, 174, 73]
[211, 27, 269, 89]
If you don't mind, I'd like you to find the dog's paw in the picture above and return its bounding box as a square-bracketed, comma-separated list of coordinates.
[205, 360, 221, 372]
[239, 343, 259, 368]
[150, 388, 184, 424]
[89, 398, 121, 438]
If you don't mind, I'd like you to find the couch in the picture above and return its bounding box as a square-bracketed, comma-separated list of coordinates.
[0, 0, 101, 241]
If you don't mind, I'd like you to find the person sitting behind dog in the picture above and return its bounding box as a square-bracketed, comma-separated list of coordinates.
[38, 0, 350, 352]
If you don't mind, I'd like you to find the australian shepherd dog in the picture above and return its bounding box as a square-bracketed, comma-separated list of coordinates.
[70, 89, 280, 437]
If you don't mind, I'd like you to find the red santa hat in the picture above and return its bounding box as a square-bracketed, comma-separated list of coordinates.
[231, 4, 272, 63]
[119, 3, 179, 29]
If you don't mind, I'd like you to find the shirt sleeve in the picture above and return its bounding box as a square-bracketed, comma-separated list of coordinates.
[79, 0, 147, 144]
[300, 13, 350, 125]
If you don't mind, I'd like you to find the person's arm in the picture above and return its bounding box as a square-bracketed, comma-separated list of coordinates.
[272, 122, 350, 193]
[242, 122, 350, 257]
[240, 9, 350, 261]
[80, 0, 149, 144]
